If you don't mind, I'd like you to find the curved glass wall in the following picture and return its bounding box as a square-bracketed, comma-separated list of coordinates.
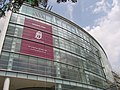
[0, 3, 114, 90]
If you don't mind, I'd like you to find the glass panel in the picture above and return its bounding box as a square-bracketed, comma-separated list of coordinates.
[0, 52, 9, 69]
[52, 26, 58, 35]
[26, 6, 33, 15]
[20, 5, 27, 13]
[10, 13, 18, 22]
[3, 36, 13, 51]
[15, 25, 23, 37]
[46, 14, 52, 22]
[14, 38, 21, 52]
[53, 36, 59, 47]
[7, 24, 16, 35]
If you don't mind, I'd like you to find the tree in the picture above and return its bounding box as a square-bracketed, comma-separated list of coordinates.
[0, 0, 77, 17]
[57, 0, 77, 3]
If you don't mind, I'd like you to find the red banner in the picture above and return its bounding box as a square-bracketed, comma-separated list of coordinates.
[20, 18, 53, 60]
[24, 18, 52, 33]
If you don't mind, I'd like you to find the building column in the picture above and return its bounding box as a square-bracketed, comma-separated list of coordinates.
[0, 11, 12, 55]
[3, 78, 10, 90]
[55, 54, 62, 90]
[56, 61, 62, 90]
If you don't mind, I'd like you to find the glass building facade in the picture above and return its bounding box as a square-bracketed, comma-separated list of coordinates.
[0, 3, 114, 90]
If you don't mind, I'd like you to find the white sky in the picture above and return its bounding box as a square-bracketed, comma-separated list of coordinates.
[87, 0, 120, 73]
[49, 0, 120, 73]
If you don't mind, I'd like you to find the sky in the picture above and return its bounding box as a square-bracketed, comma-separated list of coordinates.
[48, 0, 120, 73]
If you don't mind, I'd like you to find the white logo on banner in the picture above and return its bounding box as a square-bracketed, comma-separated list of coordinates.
[35, 31, 42, 39]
